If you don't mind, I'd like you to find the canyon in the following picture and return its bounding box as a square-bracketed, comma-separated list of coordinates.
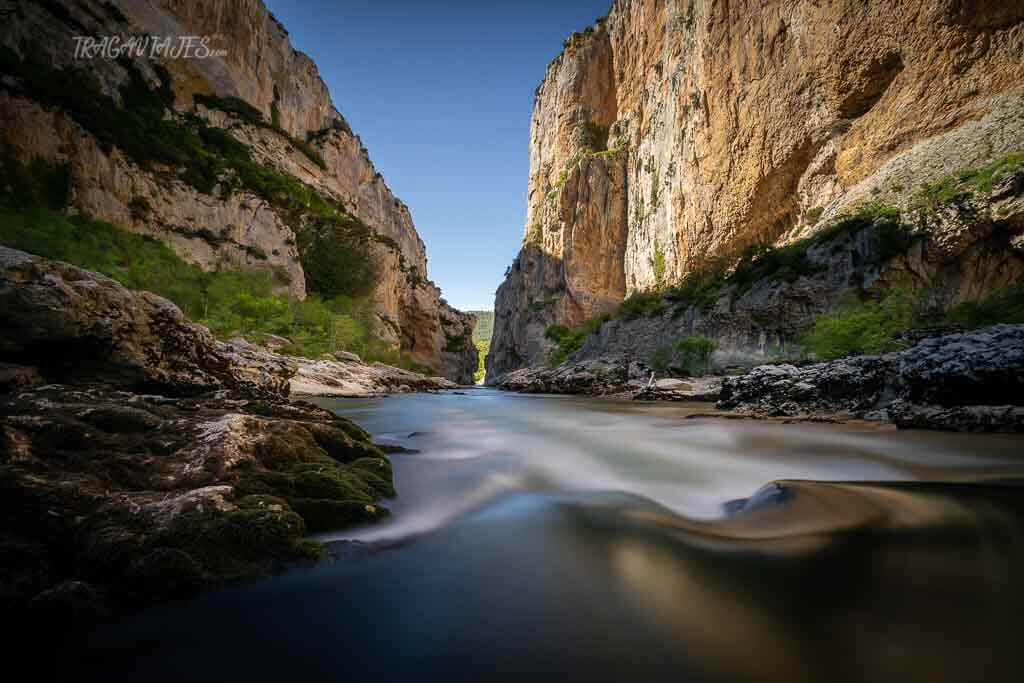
[487, 0, 1024, 381]
[0, 0, 476, 383]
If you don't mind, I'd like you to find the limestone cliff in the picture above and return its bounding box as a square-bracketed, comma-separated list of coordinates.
[0, 0, 476, 383]
[488, 0, 1024, 380]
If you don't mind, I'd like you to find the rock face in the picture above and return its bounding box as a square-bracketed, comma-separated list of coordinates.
[0, 0, 476, 382]
[0, 247, 292, 396]
[578, 174, 1024, 369]
[717, 325, 1024, 432]
[488, 0, 1024, 380]
[0, 248, 400, 621]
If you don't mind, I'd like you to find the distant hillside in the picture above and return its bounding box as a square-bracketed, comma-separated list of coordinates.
[470, 311, 494, 343]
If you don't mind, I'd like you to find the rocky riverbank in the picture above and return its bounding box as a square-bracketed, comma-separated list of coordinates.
[0, 246, 452, 623]
[492, 325, 1024, 432]
[717, 324, 1024, 432]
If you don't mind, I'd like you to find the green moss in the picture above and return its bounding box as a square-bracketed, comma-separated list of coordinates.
[289, 499, 388, 532]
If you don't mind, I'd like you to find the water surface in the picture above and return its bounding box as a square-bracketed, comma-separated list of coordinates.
[60, 390, 1024, 683]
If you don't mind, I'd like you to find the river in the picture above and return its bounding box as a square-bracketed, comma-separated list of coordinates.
[60, 390, 1024, 682]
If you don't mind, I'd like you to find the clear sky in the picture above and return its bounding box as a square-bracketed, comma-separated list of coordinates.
[264, 0, 610, 311]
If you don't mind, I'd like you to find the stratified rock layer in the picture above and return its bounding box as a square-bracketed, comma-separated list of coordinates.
[489, 0, 1024, 379]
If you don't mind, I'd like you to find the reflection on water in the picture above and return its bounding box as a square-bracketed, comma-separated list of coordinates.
[56, 390, 1024, 683]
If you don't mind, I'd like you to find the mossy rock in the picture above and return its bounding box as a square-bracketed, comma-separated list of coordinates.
[289, 498, 390, 532]
[292, 469, 374, 502]
[349, 457, 396, 498]
[127, 548, 207, 598]
[307, 423, 382, 463]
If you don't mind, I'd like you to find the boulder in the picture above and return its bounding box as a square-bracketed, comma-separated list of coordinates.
[0, 247, 291, 397]
[333, 351, 362, 363]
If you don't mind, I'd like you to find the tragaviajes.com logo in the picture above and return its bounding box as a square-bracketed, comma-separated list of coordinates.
[73, 35, 228, 60]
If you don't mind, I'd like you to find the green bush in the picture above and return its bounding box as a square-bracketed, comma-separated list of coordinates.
[647, 336, 716, 377]
[474, 340, 489, 384]
[944, 283, 1024, 329]
[801, 289, 913, 360]
[0, 157, 69, 210]
[545, 314, 610, 366]
[676, 336, 717, 375]
[617, 291, 665, 320]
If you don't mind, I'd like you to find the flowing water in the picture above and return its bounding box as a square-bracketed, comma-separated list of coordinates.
[61, 390, 1024, 682]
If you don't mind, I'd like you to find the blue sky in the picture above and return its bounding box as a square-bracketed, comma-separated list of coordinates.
[264, 0, 610, 311]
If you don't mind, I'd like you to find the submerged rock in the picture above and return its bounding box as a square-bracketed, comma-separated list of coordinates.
[717, 325, 1024, 432]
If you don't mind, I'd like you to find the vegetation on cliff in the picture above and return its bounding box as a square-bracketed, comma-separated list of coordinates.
[0, 157, 418, 365]
[0, 48, 384, 304]
[541, 151, 1024, 369]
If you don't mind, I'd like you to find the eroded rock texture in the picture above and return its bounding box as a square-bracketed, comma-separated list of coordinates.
[489, 0, 1024, 380]
[0, 0, 476, 382]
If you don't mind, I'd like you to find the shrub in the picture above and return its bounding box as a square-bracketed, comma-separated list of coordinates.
[647, 343, 675, 376]
[0, 157, 69, 210]
[299, 219, 377, 299]
[617, 291, 665, 320]
[650, 241, 666, 288]
[545, 314, 610, 366]
[801, 289, 913, 360]
[944, 283, 1024, 329]
[676, 336, 717, 375]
